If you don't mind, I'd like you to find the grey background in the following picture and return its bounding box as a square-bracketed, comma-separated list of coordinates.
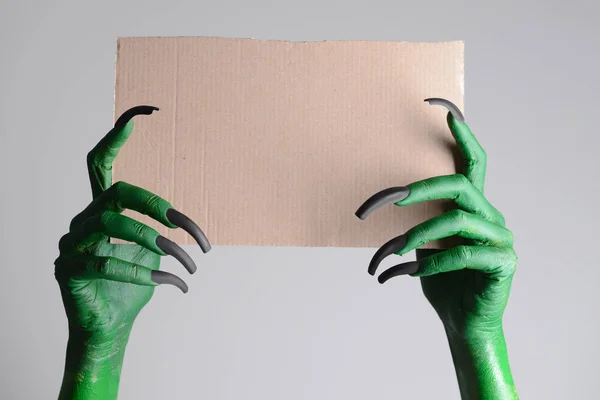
[1, 0, 598, 399]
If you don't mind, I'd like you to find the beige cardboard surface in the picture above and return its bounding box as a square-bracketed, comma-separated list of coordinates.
[113, 37, 463, 248]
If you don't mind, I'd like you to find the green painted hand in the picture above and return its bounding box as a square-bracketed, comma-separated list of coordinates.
[356, 98, 518, 399]
[55, 106, 211, 400]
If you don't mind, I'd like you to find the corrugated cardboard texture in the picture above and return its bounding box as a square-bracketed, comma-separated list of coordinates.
[113, 37, 463, 248]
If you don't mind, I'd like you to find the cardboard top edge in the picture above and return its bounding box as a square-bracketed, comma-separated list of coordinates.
[115, 36, 464, 46]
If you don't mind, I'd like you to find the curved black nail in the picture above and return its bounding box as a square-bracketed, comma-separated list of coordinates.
[151, 270, 189, 293]
[114, 105, 160, 130]
[368, 235, 407, 276]
[424, 98, 465, 122]
[156, 236, 198, 274]
[355, 187, 410, 220]
[378, 261, 420, 283]
[166, 209, 211, 253]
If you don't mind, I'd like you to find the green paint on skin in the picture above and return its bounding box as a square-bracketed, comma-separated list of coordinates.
[57, 109, 519, 399]
[56, 120, 176, 400]
[395, 209, 514, 257]
[390, 113, 519, 399]
[60, 211, 165, 255]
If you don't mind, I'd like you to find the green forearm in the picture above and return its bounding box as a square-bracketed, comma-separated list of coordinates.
[58, 332, 130, 400]
[445, 327, 518, 400]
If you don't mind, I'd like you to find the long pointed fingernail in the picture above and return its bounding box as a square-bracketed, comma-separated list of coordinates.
[424, 98, 465, 122]
[355, 187, 410, 220]
[368, 235, 407, 275]
[114, 105, 159, 130]
[378, 261, 420, 283]
[151, 270, 189, 293]
[155, 236, 198, 274]
[166, 209, 211, 253]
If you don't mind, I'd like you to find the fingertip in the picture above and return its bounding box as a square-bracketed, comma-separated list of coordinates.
[123, 119, 134, 133]
[109, 119, 134, 136]
[446, 110, 466, 129]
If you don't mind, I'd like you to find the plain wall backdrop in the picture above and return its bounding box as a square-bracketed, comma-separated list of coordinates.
[1, 0, 598, 399]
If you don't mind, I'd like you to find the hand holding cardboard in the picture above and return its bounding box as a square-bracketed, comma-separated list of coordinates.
[55, 107, 211, 400]
[356, 98, 519, 400]
[54, 37, 518, 399]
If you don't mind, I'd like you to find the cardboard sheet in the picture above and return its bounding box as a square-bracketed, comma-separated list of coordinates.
[113, 37, 463, 248]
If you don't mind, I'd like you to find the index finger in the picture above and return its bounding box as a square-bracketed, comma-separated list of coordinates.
[425, 98, 487, 193]
[86, 105, 159, 198]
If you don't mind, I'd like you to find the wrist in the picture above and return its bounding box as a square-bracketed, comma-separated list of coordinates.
[58, 330, 131, 400]
[445, 325, 518, 400]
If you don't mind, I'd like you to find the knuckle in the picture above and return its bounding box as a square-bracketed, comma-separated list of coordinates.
[68, 217, 80, 231]
[451, 174, 470, 198]
[505, 229, 515, 246]
[69, 210, 87, 231]
[92, 258, 111, 275]
[86, 150, 96, 165]
[455, 173, 470, 187]
[111, 180, 128, 193]
[418, 178, 432, 191]
[99, 211, 118, 230]
[456, 245, 472, 260]
[57, 233, 71, 254]
[145, 193, 165, 211]
[449, 209, 468, 226]
[132, 221, 149, 237]
[129, 267, 140, 282]
[479, 146, 488, 159]
[146, 193, 172, 216]
[54, 256, 87, 284]
[497, 213, 507, 227]
[501, 248, 518, 274]
[146, 194, 159, 208]
[428, 255, 439, 274]
[110, 181, 129, 208]
[466, 157, 480, 169]
[54, 256, 66, 280]
[506, 248, 518, 264]
[113, 180, 133, 199]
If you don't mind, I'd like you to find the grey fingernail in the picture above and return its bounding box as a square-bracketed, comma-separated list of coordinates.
[424, 98, 465, 122]
[156, 236, 198, 274]
[378, 261, 420, 284]
[151, 270, 189, 293]
[166, 209, 211, 253]
[355, 187, 410, 220]
[114, 105, 159, 130]
[368, 235, 407, 276]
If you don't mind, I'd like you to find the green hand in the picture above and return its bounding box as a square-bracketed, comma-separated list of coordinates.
[55, 106, 211, 400]
[356, 99, 518, 399]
